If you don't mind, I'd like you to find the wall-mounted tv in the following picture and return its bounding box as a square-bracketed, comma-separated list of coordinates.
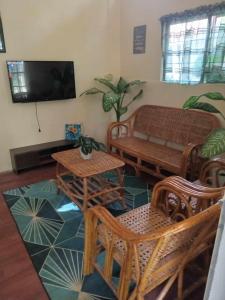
[7, 60, 76, 103]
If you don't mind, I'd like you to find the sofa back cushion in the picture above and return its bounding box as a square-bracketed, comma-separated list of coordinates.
[133, 105, 220, 145]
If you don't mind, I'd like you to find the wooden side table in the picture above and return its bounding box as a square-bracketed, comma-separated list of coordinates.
[52, 149, 126, 211]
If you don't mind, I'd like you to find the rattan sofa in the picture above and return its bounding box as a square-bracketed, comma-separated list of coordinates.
[107, 105, 220, 179]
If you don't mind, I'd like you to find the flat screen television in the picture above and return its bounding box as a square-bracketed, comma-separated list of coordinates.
[7, 60, 76, 103]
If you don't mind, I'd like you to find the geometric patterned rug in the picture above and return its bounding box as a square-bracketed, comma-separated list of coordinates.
[3, 174, 150, 300]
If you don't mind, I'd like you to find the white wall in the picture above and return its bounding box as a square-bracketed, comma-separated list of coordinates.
[0, 0, 120, 171]
[1, 0, 225, 172]
[120, 0, 225, 117]
[204, 199, 225, 300]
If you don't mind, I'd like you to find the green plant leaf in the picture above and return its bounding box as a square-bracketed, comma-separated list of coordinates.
[79, 136, 104, 153]
[119, 106, 128, 116]
[202, 92, 225, 100]
[132, 89, 143, 101]
[182, 96, 200, 109]
[92, 143, 99, 151]
[102, 94, 113, 112]
[99, 142, 106, 151]
[80, 87, 104, 96]
[92, 141, 100, 151]
[117, 77, 128, 93]
[189, 102, 220, 113]
[94, 78, 118, 93]
[126, 80, 146, 89]
[102, 92, 120, 112]
[128, 80, 146, 86]
[81, 146, 89, 155]
[79, 136, 84, 146]
[201, 128, 225, 158]
[87, 145, 92, 154]
[85, 137, 92, 146]
[104, 74, 113, 81]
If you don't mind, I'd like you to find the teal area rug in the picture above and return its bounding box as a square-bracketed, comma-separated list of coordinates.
[3, 174, 150, 300]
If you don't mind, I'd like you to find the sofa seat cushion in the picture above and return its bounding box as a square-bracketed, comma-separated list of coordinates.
[111, 137, 183, 174]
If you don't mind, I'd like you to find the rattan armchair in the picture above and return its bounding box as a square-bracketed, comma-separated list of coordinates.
[84, 177, 224, 300]
[199, 155, 225, 187]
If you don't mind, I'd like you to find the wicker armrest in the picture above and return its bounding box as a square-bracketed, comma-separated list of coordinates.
[151, 176, 224, 219]
[165, 176, 225, 194]
[107, 119, 132, 142]
[200, 156, 225, 187]
[180, 143, 202, 178]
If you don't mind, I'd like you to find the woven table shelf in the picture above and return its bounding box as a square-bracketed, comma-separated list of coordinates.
[57, 172, 124, 209]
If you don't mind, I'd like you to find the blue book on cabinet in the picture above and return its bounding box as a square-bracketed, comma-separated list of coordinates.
[65, 123, 81, 141]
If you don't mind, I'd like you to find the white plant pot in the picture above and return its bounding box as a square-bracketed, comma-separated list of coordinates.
[79, 148, 92, 160]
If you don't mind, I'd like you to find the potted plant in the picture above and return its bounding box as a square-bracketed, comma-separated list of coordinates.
[182, 92, 225, 158]
[77, 135, 105, 160]
[80, 76, 146, 122]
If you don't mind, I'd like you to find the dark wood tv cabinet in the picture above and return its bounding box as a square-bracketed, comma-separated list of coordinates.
[10, 139, 76, 173]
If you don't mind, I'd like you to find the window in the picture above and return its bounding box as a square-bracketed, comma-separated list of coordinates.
[161, 2, 225, 84]
[0, 15, 6, 53]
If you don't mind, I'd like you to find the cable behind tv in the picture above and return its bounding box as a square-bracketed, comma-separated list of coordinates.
[35, 102, 41, 132]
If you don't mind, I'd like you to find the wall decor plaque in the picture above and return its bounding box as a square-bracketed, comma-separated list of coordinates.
[133, 25, 146, 54]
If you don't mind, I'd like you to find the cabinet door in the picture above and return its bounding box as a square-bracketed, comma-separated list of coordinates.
[15, 152, 39, 170]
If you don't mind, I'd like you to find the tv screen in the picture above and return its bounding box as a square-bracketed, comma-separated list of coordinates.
[7, 60, 76, 103]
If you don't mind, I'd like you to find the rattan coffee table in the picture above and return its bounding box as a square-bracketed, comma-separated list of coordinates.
[52, 148, 126, 211]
